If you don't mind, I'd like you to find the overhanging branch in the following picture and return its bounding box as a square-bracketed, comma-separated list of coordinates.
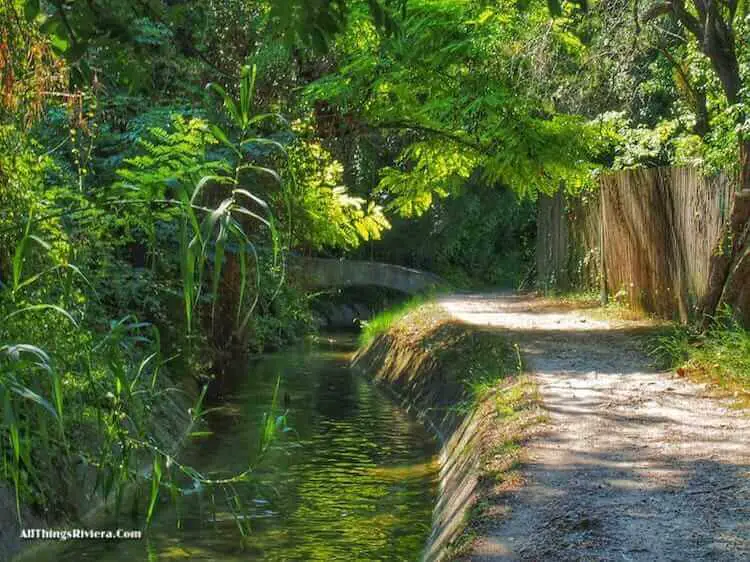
[371, 120, 485, 151]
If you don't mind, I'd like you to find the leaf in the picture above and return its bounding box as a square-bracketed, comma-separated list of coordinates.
[49, 33, 69, 54]
[235, 238, 247, 329]
[50, 369, 64, 430]
[201, 198, 233, 248]
[205, 83, 242, 127]
[246, 112, 288, 128]
[209, 125, 241, 157]
[211, 216, 229, 321]
[130, 352, 159, 393]
[15, 263, 92, 293]
[239, 64, 257, 127]
[237, 164, 283, 185]
[12, 212, 33, 290]
[4, 305, 78, 327]
[8, 383, 58, 421]
[232, 188, 270, 211]
[146, 455, 162, 526]
[1, 344, 52, 365]
[239, 137, 288, 155]
[180, 220, 195, 333]
[192, 174, 236, 204]
[28, 235, 51, 250]
[233, 206, 271, 227]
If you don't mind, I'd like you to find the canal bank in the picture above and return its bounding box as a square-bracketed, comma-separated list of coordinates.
[9, 298, 542, 562]
[353, 302, 543, 561]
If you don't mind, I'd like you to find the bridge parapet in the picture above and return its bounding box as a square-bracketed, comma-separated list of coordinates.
[289, 257, 445, 295]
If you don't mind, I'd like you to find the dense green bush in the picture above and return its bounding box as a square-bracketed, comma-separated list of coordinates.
[0, 44, 385, 525]
[365, 183, 536, 289]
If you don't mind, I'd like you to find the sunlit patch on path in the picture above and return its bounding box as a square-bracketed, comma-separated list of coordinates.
[440, 294, 750, 561]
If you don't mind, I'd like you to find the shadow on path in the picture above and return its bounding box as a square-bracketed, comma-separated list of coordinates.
[439, 295, 750, 562]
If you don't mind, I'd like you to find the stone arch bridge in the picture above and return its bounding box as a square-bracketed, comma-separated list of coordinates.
[289, 257, 445, 295]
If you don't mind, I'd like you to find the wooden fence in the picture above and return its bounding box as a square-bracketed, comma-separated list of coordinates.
[537, 167, 735, 321]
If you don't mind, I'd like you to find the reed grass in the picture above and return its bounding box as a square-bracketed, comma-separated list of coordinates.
[0, 65, 290, 531]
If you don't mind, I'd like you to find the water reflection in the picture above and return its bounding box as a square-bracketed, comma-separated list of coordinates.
[35, 335, 439, 561]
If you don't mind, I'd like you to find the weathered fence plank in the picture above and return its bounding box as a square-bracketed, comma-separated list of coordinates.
[537, 167, 735, 322]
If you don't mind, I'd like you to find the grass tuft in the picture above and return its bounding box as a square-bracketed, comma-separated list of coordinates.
[650, 307, 750, 406]
[358, 294, 433, 346]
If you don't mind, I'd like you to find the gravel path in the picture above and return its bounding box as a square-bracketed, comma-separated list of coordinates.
[439, 294, 750, 561]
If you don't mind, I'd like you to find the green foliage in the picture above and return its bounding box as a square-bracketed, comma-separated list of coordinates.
[111, 66, 286, 342]
[0, 125, 294, 536]
[367, 184, 536, 288]
[650, 309, 750, 400]
[458, 338, 523, 409]
[0, 50, 307, 530]
[0, 222, 178, 521]
[10, 0, 750, 541]
[596, 112, 681, 169]
[285, 137, 390, 250]
[0, 125, 69, 281]
[269, 0, 403, 51]
[306, 0, 599, 216]
[358, 294, 433, 346]
[116, 115, 223, 201]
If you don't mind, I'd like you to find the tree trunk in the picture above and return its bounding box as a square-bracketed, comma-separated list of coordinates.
[700, 141, 750, 326]
[719, 239, 750, 324]
[651, 0, 750, 326]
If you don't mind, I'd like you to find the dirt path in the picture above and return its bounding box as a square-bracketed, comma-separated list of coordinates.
[439, 294, 750, 561]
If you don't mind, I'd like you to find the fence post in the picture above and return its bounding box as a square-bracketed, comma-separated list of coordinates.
[599, 183, 608, 306]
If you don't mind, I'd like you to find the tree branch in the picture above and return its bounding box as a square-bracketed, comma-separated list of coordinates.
[658, 46, 710, 135]
[370, 120, 485, 151]
[641, 1, 673, 22]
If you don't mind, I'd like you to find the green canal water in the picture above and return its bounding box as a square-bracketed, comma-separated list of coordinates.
[37, 335, 440, 561]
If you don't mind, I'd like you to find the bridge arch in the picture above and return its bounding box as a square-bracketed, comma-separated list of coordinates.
[289, 257, 445, 295]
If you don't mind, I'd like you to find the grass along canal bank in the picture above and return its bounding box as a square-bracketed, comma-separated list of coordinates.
[5, 374, 197, 562]
[353, 300, 543, 560]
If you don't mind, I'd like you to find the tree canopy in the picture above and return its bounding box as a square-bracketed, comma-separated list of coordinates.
[3, 0, 750, 535]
